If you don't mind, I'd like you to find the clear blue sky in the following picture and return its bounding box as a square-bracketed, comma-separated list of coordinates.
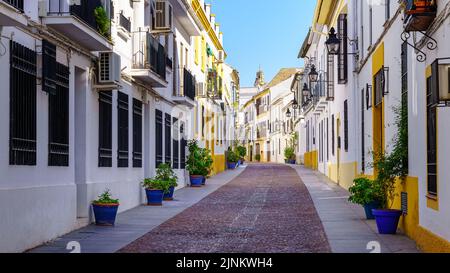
[209, 0, 316, 87]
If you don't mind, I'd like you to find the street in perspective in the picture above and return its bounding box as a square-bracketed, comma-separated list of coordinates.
[1, 0, 450, 261]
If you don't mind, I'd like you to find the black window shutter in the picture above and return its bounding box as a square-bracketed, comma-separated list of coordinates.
[180, 122, 186, 169]
[42, 40, 57, 95]
[117, 92, 129, 167]
[338, 14, 348, 84]
[133, 99, 143, 168]
[165, 113, 172, 165]
[426, 73, 437, 196]
[99, 92, 113, 167]
[155, 109, 163, 167]
[173, 117, 179, 169]
[49, 63, 70, 166]
[9, 41, 37, 166]
[331, 115, 335, 156]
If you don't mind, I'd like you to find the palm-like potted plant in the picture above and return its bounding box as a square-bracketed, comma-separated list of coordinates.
[155, 163, 178, 201]
[348, 178, 383, 219]
[142, 178, 171, 206]
[236, 145, 247, 165]
[92, 189, 120, 226]
[255, 154, 261, 162]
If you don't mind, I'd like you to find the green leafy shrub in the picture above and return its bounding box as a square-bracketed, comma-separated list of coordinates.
[156, 163, 178, 188]
[186, 140, 213, 176]
[255, 154, 261, 162]
[284, 147, 296, 161]
[94, 6, 111, 38]
[93, 189, 119, 205]
[236, 146, 247, 159]
[348, 178, 383, 206]
[142, 178, 171, 193]
[227, 150, 239, 163]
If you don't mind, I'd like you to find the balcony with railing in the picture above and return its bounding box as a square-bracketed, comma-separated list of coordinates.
[207, 70, 222, 100]
[173, 68, 196, 107]
[119, 11, 131, 32]
[42, 0, 112, 51]
[403, 0, 437, 32]
[0, 0, 27, 26]
[130, 30, 167, 88]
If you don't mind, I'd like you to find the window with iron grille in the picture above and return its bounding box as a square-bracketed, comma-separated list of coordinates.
[155, 109, 163, 167]
[9, 41, 37, 166]
[426, 64, 438, 196]
[374, 69, 384, 107]
[117, 92, 129, 167]
[42, 40, 57, 95]
[327, 54, 335, 100]
[201, 106, 205, 137]
[361, 89, 365, 173]
[327, 118, 329, 161]
[165, 113, 172, 164]
[338, 14, 348, 84]
[133, 99, 142, 168]
[331, 115, 335, 156]
[180, 121, 186, 169]
[119, 11, 131, 32]
[99, 92, 113, 167]
[173, 117, 179, 169]
[49, 63, 70, 166]
[344, 100, 349, 151]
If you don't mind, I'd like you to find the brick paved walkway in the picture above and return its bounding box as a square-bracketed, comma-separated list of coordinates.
[119, 164, 331, 253]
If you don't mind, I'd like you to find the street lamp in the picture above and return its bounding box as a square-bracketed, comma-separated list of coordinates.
[286, 108, 292, 118]
[325, 27, 340, 55]
[302, 83, 311, 100]
[308, 65, 319, 83]
[292, 98, 299, 109]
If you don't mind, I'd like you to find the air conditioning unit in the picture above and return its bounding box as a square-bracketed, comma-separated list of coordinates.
[98, 52, 121, 85]
[197, 82, 205, 97]
[153, 0, 172, 32]
[217, 50, 225, 63]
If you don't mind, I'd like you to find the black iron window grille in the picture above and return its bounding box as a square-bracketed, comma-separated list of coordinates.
[42, 40, 57, 95]
[132, 98, 142, 168]
[401, 42, 409, 173]
[119, 11, 131, 32]
[374, 69, 384, 107]
[9, 41, 37, 166]
[344, 100, 349, 151]
[155, 109, 163, 167]
[331, 115, 335, 156]
[180, 122, 186, 169]
[99, 92, 113, 167]
[183, 68, 196, 101]
[117, 92, 129, 168]
[165, 113, 172, 164]
[361, 89, 365, 173]
[327, 54, 335, 100]
[426, 67, 438, 196]
[337, 14, 348, 84]
[48, 62, 70, 166]
[172, 117, 179, 169]
[4, 0, 23, 12]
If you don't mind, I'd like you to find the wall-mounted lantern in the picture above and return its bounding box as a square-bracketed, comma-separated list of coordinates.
[325, 27, 340, 55]
[286, 108, 292, 118]
[309, 65, 319, 83]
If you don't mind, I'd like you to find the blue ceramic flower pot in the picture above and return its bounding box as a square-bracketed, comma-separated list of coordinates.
[228, 162, 237, 169]
[363, 201, 381, 219]
[92, 204, 119, 226]
[201, 176, 206, 185]
[145, 189, 164, 206]
[163, 186, 175, 201]
[190, 175, 204, 187]
[372, 209, 402, 234]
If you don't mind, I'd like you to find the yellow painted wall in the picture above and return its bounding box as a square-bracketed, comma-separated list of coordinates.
[327, 162, 357, 189]
[304, 151, 318, 170]
[213, 154, 226, 175]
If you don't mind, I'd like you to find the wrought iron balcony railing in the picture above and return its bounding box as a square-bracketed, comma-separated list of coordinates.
[3, 0, 23, 11]
[132, 30, 166, 81]
[119, 11, 131, 32]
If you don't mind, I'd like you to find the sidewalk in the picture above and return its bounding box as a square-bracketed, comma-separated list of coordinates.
[29, 166, 246, 253]
[290, 165, 420, 253]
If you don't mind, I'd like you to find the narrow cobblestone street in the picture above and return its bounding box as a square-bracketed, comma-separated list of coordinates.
[119, 164, 331, 253]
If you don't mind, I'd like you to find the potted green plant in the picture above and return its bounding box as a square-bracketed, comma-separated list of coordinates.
[92, 189, 119, 226]
[227, 150, 239, 169]
[255, 154, 261, 162]
[284, 147, 296, 164]
[236, 145, 247, 165]
[186, 140, 212, 187]
[94, 6, 111, 39]
[348, 177, 382, 219]
[142, 178, 171, 206]
[371, 104, 408, 234]
[155, 163, 178, 201]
